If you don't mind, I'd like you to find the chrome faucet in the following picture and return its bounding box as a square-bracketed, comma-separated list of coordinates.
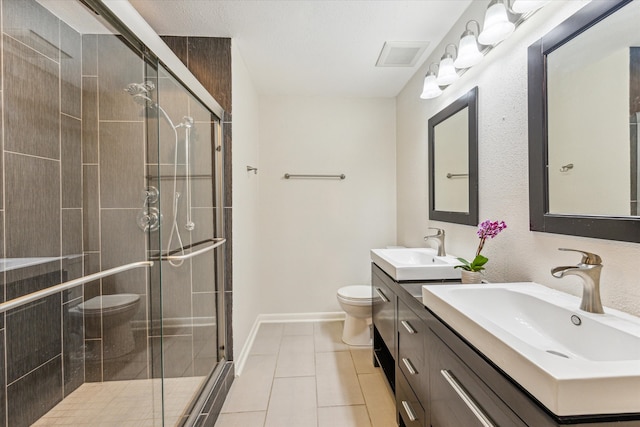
[551, 248, 604, 314]
[424, 228, 446, 256]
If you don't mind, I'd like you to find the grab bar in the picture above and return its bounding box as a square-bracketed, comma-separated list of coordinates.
[0, 260, 154, 314]
[446, 173, 469, 179]
[284, 173, 346, 180]
[158, 238, 225, 262]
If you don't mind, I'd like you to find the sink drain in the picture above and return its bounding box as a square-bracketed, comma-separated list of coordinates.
[546, 350, 570, 358]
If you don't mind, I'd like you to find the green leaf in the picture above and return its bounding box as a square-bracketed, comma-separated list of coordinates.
[454, 257, 472, 271]
[471, 255, 489, 267]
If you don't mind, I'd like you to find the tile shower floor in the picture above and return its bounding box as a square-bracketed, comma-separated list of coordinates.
[32, 376, 205, 426]
[215, 321, 396, 427]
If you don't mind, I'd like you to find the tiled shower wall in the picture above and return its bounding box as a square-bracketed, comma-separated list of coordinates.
[162, 35, 233, 360]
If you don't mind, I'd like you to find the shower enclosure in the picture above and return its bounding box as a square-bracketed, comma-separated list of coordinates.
[0, 0, 229, 425]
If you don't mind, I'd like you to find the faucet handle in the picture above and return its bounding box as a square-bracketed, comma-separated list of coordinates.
[558, 248, 602, 265]
[426, 227, 444, 237]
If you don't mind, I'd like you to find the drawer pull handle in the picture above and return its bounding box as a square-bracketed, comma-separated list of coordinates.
[401, 400, 418, 422]
[401, 320, 417, 334]
[441, 370, 496, 427]
[375, 288, 390, 303]
[402, 358, 417, 375]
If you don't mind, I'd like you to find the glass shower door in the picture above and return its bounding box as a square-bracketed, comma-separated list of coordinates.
[152, 64, 225, 425]
[0, 0, 225, 424]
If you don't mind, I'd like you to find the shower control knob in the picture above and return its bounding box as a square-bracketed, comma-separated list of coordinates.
[137, 207, 162, 232]
[143, 186, 159, 204]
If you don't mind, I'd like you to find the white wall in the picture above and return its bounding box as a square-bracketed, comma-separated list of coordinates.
[257, 96, 397, 314]
[397, 0, 640, 316]
[231, 42, 261, 361]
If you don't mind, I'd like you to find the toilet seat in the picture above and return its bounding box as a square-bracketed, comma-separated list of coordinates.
[337, 286, 372, 306]
[78, 294, 140, 315]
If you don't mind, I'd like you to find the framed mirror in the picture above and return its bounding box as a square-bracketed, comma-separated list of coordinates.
[428, 86, 478, 225]
[528, 0, 640, 243]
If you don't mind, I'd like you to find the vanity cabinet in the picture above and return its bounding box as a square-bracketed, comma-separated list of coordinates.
[371, 263, 640, 427]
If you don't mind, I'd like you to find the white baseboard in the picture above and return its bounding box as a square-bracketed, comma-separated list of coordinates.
[234, 312, 345, 376]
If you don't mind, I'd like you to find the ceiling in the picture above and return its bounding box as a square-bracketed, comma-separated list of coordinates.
[128, 0, 472, 98]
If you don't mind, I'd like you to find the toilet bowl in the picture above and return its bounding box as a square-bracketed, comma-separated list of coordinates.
[73, 294, 141, 359]
[337, 285, 374, 346]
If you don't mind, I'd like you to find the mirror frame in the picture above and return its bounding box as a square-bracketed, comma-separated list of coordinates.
[429, 86, 479, 226]
[528, 0, 640, 243]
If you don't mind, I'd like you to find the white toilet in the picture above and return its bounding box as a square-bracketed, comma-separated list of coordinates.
[337, 285, 374, 346]
[74, 294, 141, 359]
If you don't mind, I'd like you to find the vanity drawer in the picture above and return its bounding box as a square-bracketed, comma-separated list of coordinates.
[397, 369, 426, 427]
[397, 299, 425, 402]
[429, 329, 527, 427]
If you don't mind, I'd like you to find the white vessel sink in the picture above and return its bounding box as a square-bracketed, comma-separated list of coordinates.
[422, 282, 640, 416]
[371, 248, 462, 281]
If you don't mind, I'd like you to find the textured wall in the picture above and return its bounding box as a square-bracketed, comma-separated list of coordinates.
[230, 42, 261, 361]
[397, 0, 640, 316]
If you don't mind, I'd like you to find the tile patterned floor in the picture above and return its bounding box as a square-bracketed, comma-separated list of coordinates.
[32, 376, 205, 426]
[215, 321, 396, 427]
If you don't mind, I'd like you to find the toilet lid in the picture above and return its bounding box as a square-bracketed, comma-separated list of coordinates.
[79, 294, 140, 313]
[337, 286, 372, 301]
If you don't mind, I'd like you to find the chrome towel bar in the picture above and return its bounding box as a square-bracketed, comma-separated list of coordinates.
[284, 173, 346, 180]
[0, 260, 154, 314]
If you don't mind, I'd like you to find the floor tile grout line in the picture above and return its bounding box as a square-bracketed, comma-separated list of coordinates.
[261, 325, 283, 427]
[356, 371, 377, 427]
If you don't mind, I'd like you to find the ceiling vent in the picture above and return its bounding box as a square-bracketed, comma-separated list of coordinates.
[376, 41, 430, 67]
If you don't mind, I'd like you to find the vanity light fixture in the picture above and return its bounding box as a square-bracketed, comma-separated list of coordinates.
[454, 20, 484, 69]
[419, 0, 548, 100]
[436, 44, 459, 86]
[478, 0, 515, 46]
[510, 0, 549, 14]
[420, 64, 443, 99]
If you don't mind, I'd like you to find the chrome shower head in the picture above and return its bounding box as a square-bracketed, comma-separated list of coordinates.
[124, 81, 155, 96]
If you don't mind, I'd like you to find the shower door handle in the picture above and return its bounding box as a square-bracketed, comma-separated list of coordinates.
[0, 260, 154, 314]
[160, 238, 226, 261]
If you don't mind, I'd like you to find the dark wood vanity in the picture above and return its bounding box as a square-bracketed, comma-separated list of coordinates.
[371, 263, 640, 427]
